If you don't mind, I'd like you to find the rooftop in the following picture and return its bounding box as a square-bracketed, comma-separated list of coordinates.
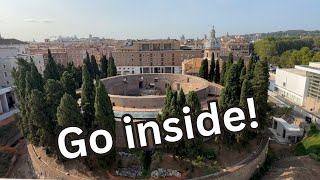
[273, 117, 302, 132]
[278, 68, 307, 77]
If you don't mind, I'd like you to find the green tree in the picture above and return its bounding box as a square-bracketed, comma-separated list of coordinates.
[214, 60, 220, 83]
[84, 51, 92, 74]
[177, 88, 186, 109]
[184, 91, 202, 159]
[246, 55, 255, 81]
[44, 79, 65, 122]
[219, 64, 241, 110]
[60, 71, 77, 99]
[71, 65, 82, 88]
[81, 64, 95, 132]
[107, 56, 117, 77]
[238, 58, 245, 71]
[208, 59, 215, 82]
[30, 60, 44, 91]
[227, 52, 234, 69]
[100, 55, 108, 78]
[57, 94, 82, 127]
[252, 58, 269, 129]
[28, 90, 51, 148]
[199, 58, 209, 80]
[57, 93, 83, 154]
[91, 55, 100, 79]
[240, 66, 247, 85]
[44, 49, 60, 80]
[220, 61, 227, 85]
[93, 80, 116, 168]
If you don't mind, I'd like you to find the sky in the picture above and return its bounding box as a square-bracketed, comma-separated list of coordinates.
[0, 0, 319, 41]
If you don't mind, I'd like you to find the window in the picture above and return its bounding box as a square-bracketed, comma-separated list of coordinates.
[3, 65, 5, 68]
[6, 81, 9, 85]
[4, 72, 7, 77]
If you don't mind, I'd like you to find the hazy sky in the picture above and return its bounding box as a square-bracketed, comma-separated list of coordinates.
[0, 0, 319, 41]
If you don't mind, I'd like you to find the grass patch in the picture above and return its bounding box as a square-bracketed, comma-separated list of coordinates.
[295, 130, 320, 156]
[0, 151, 14, 177]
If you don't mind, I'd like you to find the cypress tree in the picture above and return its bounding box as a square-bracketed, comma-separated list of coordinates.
[24, 72, 36, 143]
[100, 55, 108, 78]
[57, 93, 82, 128]
[13, 60, 30, 136]
[252, 58, 269, 129]
[44, 49, 60, 80]
[30, 61, 44, 91]
[71, 65, 82, 88]
[226, 52, 234, 70]
[169, 92, 178, 116]
[44, 79, 64, 122]
[161, 85, 173, 119]
[240, 66, 247, 85]
[81, 64, 95, 132]
[93, 80, 116, 168]
[84, 51, 91, 72]
[198, 58, 209, 80]
[236, 78, 253, 144]
[218, 64, 241, 110]
[91, 55, 100, 79]
[239, 78, 252, 108]
[247, 55, 255, 80]
[185, 91, 202, 159]
[177, 88, 186, 109]
[60, 71, 77, 99]
[238, 58, 245, 71]
[57, 93, 83, 154]
[208, 59, 215, 82]
[220, 61, 227, 85]
[28, 90, 50, 147]
[107, 56, 117, 77]
[214, 60, 220, 83]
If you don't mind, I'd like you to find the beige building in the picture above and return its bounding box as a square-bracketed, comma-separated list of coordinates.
[220, 35, 252, 58]
[112, 39, 202, 75]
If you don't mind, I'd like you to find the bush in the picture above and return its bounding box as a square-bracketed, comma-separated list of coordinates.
[203, 150, 216, 160]
[309, 153, 320, 161]
[309, 124, 318, 135]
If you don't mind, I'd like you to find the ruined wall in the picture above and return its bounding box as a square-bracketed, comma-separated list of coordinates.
[101, 74, 222, 109]
[191, 138, 269, 180]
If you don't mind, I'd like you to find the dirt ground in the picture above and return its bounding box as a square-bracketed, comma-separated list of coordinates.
[262, 143, 320, 180]
[6, 140, 36, 178]
[262, 156, 320, 180]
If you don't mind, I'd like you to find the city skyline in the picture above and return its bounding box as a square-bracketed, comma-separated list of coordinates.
[0, 0, 320, 41]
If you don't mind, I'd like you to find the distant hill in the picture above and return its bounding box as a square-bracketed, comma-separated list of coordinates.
[245, 30, 320, 38]
[0, 38, 28, 45]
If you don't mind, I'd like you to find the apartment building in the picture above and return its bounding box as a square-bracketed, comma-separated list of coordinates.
[220, 35, 252, 58]
[112, 39, 202, 75]
[28, 42, 112, 67]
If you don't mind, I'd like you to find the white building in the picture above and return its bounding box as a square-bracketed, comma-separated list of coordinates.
[275, 68, 308, 106]
[274, 62, 320, 123]
[269, 117, 304, 144]
[0, 39, 45, 87]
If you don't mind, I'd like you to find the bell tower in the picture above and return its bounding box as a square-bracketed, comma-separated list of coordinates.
[210, 26, 216, 38]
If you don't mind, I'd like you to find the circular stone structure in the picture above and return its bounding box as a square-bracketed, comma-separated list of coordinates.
[101, 73, 223, 148]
